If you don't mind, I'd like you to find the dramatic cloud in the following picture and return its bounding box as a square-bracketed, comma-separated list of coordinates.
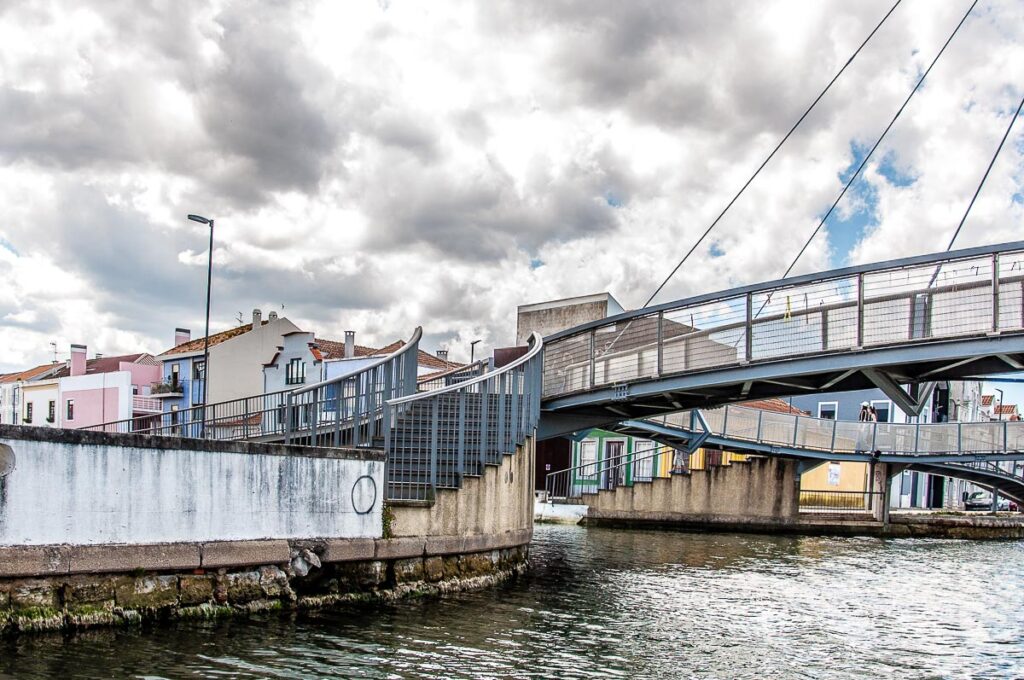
[0, 0, 1022, 373]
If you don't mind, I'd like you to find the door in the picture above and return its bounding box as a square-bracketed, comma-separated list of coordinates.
[605, 441, 625, 490]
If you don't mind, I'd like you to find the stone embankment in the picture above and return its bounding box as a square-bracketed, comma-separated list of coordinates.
[0, 533, 531, 635]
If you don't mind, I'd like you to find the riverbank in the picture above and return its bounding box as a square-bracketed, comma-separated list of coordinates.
[582, 509, 1024, 539]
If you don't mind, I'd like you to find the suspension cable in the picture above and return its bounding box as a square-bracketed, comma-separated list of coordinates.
[777, 0, 979, 282]
[643, 0, 904, 308]
[945, 91, 1024, 252]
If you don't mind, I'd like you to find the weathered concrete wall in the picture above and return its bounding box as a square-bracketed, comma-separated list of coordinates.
[0, 535, 529, 635]
[390, 438, 535, 545]
[586, 457, 800, 522]
[0, 425, 383, 546]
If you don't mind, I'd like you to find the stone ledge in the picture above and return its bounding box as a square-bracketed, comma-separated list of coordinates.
[374, 537, 425, 560]
[201, 540, 291, 568]
[0, 546, 71, 578]
[70, 543, 201, 574]
[321, 538, 376, 563]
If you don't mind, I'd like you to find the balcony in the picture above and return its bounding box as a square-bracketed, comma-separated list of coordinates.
[132, 396, 163, 413]
[150, 379, 185, 398]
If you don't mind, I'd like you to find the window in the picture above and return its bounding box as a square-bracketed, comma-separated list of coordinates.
[47, 400, 56, 423]
[193, 360, 205, 380]
[871, 400, 892, 423]
[818, 402, 838, 420]
[579, 440, 598, 479]
[24, 402, 33, 424]
[285, 358, 306, 385]
[66, 399, 75, 421]
[170, 364, 180, 387]
[132, 385, 138, 395]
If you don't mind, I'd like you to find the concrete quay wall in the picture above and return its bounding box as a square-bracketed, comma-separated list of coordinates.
[586, 457, 800, 520]
[0, 532, 531, 635]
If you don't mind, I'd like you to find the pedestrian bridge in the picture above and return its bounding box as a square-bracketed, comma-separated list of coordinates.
[612, 405, 1024, 504]
[540, 241, 1024, 438]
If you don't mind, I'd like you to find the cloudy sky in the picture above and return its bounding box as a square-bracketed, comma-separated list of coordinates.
[1, 0, 1022, 373]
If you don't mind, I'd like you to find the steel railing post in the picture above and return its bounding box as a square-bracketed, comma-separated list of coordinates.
[722, 405, 730, 437]
[870, 421, 877, 453]
[856, 272, 865, 348]
[589, 329, 596, 388]
[914, 421, 921, 454]
[458, 389, 467, 480]
[430, 397, 438, 494]
[957, 422, 963, 453]
[793, 415, 800, 447]
[829, 419, 837, 453]
[756, 410, 763, 441]
[285, 393, 293, 445]
[656, 311, 664, 376]
[744, 292, 753, 362]
[480, 379, 490, 465]
[992, 253, 1000, 332]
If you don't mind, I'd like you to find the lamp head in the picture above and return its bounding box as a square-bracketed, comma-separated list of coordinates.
[187, 214, 212, 225]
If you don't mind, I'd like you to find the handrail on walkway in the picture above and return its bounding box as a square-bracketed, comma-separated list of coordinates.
[655, 404, 1024, 458]
[542, 241, 1024, 399]
[384, 333, 544, 502]
[85, 327, 423, 448]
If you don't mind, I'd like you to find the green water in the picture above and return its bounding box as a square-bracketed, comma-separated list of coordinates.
[2, 525, 1022, 679]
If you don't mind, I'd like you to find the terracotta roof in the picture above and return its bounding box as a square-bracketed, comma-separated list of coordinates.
[373, 340, 465, 371]
[995, 404, 1018, 415]
[52, 353, 155, 378]
[0, 363, 62, 384]
[741, 398, 810, 416]
[313, 338, 384, 360]
[982, 395, 994, 406]
[160, 323, 263, 356]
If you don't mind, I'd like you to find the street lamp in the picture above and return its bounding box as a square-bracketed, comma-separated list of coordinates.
[470, 339, 481, 364]
[188, 214, 214, 437]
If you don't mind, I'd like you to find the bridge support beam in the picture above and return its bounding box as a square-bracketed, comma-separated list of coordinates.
[869, 462, 909, 524]
[862, 369, 937, 418]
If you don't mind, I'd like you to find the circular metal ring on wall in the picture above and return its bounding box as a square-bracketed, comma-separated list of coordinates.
[0, 444, 14, 478]
[351, 475, 377, 515]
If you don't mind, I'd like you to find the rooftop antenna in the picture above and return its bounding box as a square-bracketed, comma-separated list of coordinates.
[236, 311, 244, 325]
[49, 341, 57, 363]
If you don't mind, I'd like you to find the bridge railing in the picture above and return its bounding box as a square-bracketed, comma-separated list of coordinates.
[415, 360, 489, 392]
[655, 405, 1024, 457]
[545, 442, 667, 503]
[543, 241, 1024, 398]
[384, 333, 543, 502]
[85, 328, 422, 447]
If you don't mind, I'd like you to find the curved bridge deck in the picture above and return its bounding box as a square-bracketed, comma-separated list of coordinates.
[540, 241, 1024, 438]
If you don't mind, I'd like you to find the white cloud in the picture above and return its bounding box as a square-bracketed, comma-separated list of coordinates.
[0, 0, 1022, 373]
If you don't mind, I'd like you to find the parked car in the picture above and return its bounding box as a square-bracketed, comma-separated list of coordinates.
[964, 491, 1012, 511]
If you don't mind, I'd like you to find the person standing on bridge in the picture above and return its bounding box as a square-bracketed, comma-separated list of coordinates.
[856, 402, 871, 453]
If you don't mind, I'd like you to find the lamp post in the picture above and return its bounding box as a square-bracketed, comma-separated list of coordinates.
[188, 214, 214, 438]
[470, 339, 481, 364]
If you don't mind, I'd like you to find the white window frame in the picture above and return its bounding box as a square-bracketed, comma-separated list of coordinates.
[579, 440, 598, 479]
[817, 401, 838, 420]
[871, 399, 893, 424]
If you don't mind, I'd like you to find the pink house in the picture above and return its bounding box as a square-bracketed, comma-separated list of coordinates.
[54, 345, 162, 429]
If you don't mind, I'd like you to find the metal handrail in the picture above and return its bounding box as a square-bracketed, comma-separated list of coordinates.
[389, 333, 544, 405]
[384, 332, 544, 502]
[416, 359, 489, 389]
[652, 404, 1024, 458]
[542, 241, 1024, 400]
[544, 240, 1024, 342]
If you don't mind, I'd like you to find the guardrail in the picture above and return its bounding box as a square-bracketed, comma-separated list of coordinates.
[85, 328, 422, 447]
[800, 489, 882, 512]
[384, 333, 543, 502]
[653, 405, 1024, 457]
[542, 241, 1024, 398]
[545, 441, 667, 503]
[415, 360, 489, 392]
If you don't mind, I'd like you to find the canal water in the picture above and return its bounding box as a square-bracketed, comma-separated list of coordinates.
[2, 525, 1022, 679]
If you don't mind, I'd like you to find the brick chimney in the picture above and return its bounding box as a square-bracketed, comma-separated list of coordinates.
[175, 328, 191, 346]
[70, 344, 87, 377]
[344, 331, 355, 359]
[252, 309, 262, 327]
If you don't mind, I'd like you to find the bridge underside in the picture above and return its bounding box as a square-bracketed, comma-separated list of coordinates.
[611, 419, 1024, 505]
[539, 334, 1024, 439]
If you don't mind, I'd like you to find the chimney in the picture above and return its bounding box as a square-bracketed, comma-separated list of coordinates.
[344, 331, 355, 359]
[268, 311, 279, 321]
[252, 309, 262, 327]
[94, 353, 103, 359]
[174, 328, 191, 346]
[436, 349, 449, 363]
[70, 344, 87, 377]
